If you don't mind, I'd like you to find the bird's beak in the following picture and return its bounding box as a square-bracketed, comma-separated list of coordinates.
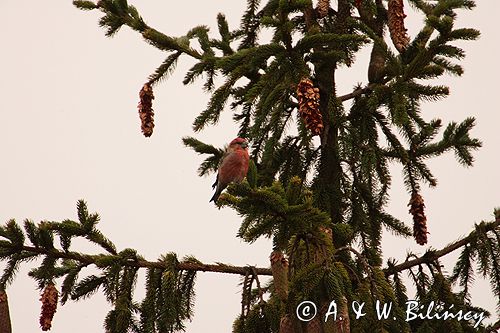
[241, 142, 248, 148]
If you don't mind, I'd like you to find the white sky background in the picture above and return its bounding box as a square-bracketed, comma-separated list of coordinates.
[0, 1, 498, 332]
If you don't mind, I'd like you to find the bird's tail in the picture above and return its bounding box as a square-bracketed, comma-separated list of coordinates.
[210, 186, 223, 203]
[212, 174, 218, 189]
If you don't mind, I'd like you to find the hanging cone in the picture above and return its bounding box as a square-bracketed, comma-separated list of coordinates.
[388, 0, 410, 53]
[0, 290, 12, 333]
[138, 83, 155, 137]
[279, 315, 295, 333]
[270, 250, 289, 301]
[39, 283, 58, 331]
[296, 78, 323, 136]
[316, 0, 330, 18]
[409, 191, 428, 245]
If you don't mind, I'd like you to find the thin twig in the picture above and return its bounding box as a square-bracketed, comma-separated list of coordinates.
[334, 246, 370, 271]
[337, 83, 378, 102]
[487, 320, 500, 332]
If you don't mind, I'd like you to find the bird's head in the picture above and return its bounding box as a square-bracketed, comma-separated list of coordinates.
[229, 137, 248, 149]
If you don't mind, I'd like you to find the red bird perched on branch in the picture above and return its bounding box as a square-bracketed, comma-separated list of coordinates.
[210, 137, 250, 203]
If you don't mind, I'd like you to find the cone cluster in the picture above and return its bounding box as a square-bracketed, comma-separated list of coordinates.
[388, 0, 410, 53]
[138, 83, 155, 137]
[296, 78, 323, 136]
[316, 0, 330, 18]
[409, 191, 428, 245]
[39, 283, 58, 331]
[270, 250, 289, 301]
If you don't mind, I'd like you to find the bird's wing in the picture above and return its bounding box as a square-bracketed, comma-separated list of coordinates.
[212, 146, 231, 188]
[220, 146, 231, 163]
[218, 149, 248, 185]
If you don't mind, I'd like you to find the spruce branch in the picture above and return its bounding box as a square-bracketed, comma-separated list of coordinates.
[334, 246, 370, 273]
[73, 0, 201, 59]
[385, 214, 500, 276]
[182, 137, 225, 176]
[147, 51, 182, 86]
[0, 239, 272, 276]
[337, 83, 380, 102]
[487, 320, 500, 332]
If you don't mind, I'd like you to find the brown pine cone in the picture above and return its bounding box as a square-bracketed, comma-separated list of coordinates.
[40, 283, 58, 331]
[138, 83, 155, 137]
[270, 250, 289, 301]
[388, 0, 410, 53]
[316, 0, 330, 18]
[0, 290, 12, 333]
[409, 191, 428, 245]
[296, 78, 323, 136]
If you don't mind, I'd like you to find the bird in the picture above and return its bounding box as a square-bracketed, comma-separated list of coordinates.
[210, 137, 250, 203]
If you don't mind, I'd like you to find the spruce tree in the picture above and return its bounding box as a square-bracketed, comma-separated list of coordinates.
[1, 0, 499, 332]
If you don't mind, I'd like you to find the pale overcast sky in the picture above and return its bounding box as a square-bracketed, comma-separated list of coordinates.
[0, 1, 498, 332]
